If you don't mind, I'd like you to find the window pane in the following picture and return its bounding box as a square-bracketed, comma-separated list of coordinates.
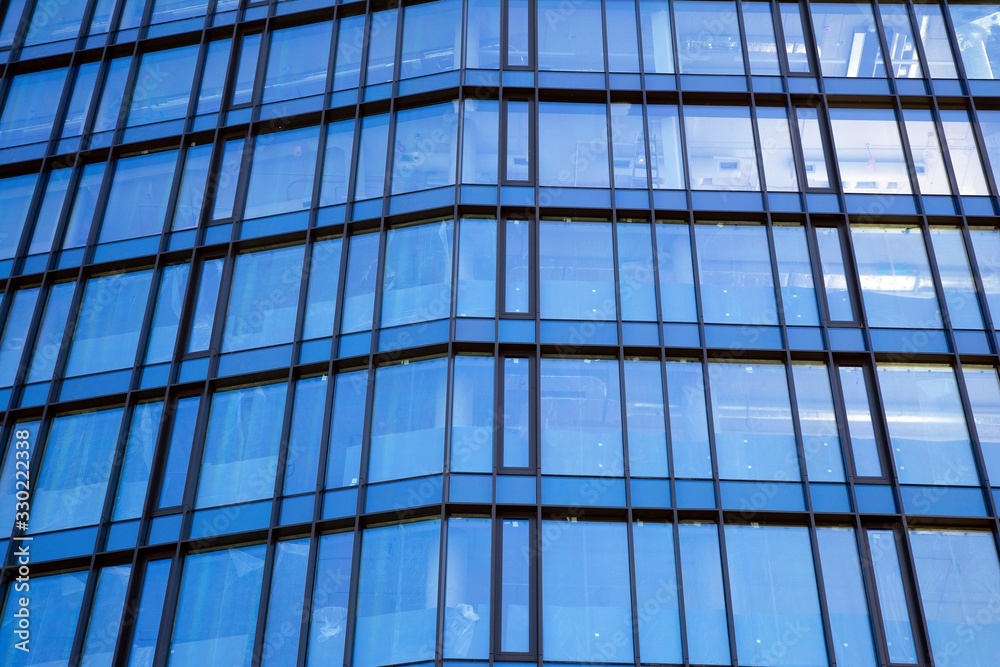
[466, 0, 501, 68]
[877, 364, 978, 486]
[538, 102, 610, 188]
[941, 109, 991, 196]
[333, 14, 365, 91]
[451, 356, 494, 473]
[0, 571, 88, 663]
[930, 228, 986, 330]
[32, 407, 124, 533]
[502, 357, 530, 468]
[538, 0, 604, 71]
[168, 546, 267, 667]
[65, 269, 154, 377]
[159, 396, 200, 508]
[867, 530, 918, 663]
[212, 137, 245, 220]
[319, 119, 355, 207]
[810, 3, 883, 77]
[195, 382, 288, 508]
[542, 521, 633, 662]
[25, 281, 75, 383]
[607, 0, 641, 72]
[963, 366, 1000, 484]
[639, 0, 674, 74]
[62, 161, 107, 249]
[197, 39, 233, 115]
[462, 99, 499, 184]
[365, 9, 398, 85]
[540, 358, 623, 476]
[850, 226, 942, 328]
[710, 362, 799, 481]
[949, 4, 1000, 79]
[368, 358, 448, 483]
[632, 522, 681, 663]
[444, 517, 491, 658]
[340, 233, 379, 333]
[666, 360, 712, 478]
[795, 108, 831, 188]
[674, 0, 745, 74]
[354, 114, 389, 200]
[501, 518, 530, 652]
[263, 22, 332, 103]
[113, 401, 164, 520]
[757, 107, 798, 191]
[678, 523, 730, 665]
[354, 520, 440, 667]
[838, 366, 883, 477]
[725, 525, 827, 666]
[302, 237, 343, 339]
[902, 108, 951, 195]
[646, 105, 685, 189]
[94, 57, 131, 133]
[187, 258, 224, 353]
[617, 222, 657, 321]
[28, 168, 72, 255]
[506, 100, 530, 182]
[913, 4, 959, 78]
[507, 0, 529, 66]
[773, 225, 820, 326]
[307, 532, 354, 664]
[172, 144, 212, 230]
[261, 539, 309, 666]
[100, 150, 179, 243]
[243, 125, 320, 219]
[456, 218, 496, 317]
[0, 287, 39, 387]
[815, 227, 854, 320]
[231, 33, 260, 107]
[829, 108, 912, 194]
[392, 103, 459, 195]
[0, 0, 27, 46]
[742, 1, 781, 75]
[0, 68, 68, 148]
[624, 360, 668, 477]
[656, 222, 697, 321]
[127, 46, 199, 126]
[780, 3, 811, 72]
[151, 0, 208, 23]
[129, 559, 171, 667]
[401, 0, 461, 78]
[539, 221, 615, 320]
[792, 364, 845, 482]
[326, 370, 367, 489]
[611, 102, 647, 189]
[504, 219, 530, 314]
[816, 528, 878, 667]
[282, 376, 328, 496]
[880, 3, 924, 79]
[221, 245, 304, 352]
[61, 62, 100, 138]
[80, 565, 132, 667]
[0, 421, 39, 535]
[696, 223, 776, 324]
[684, 106, 760, 190]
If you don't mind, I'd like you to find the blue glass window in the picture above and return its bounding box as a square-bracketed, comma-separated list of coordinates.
[796, 108, 832, 188]
[381, 221, 454, 327]
[0, 571, 88, 663]
[695, 223, 777, 324]
[829, 108, 912, 195]
[617, 222, 658, 321]
[282, 376, 327, 496]
[187, 258, 224, 353]
[913, 4, 958, 78]
[505, 219, 530, 314]
[243, 126, 320, 219]
[444, 517, 491, 658]
[112, 401, 164, 520]
[301, 237, 343, 339]
[501, 518, 530, 652]
[333, 14, 365, 91]
[810, 3, 884, 77]
[674, 1, 745, 74]
[452, 356, 495, 473]
[867, 530, 918, 663]
[27, 168, 72, 255]
[607, 0, 641, 72]
[61, 63, 100, 139]
[151, 0, 209, 23]
[816, 528, 878, 666]
[401, 0, 461, 78]
[25, 281, 75, 383]
[647, 105, 685, 190]
[756, 107, 798, 191]
[963, 366, 1000, 484]
[0, 287, 40, 387]
[196, 38, 233, 116]
[462, 99, 499, 185]
[99, 150, 180, 243]
[130, 558, 171, 665]
[678, 522, 730, 664]
[212, 137, 245, 220]
[263, 22, 332, 103]
[222, 245, 304, 352]
[456, 218, 497, 317]
[941, 109, 991, 196]
[62, 161, 108, 249]
[22, 1, 85, 44]
[326, 369, 367, 489]
[632, 522, 682, 663]
[639, 0, 674, 74]
[231, 33, 260, 107]
[930, 228, 986, 330]
[684, 106, 760, 190]
[93, 56, 132, 133]
[0, 421, 39, 536]
[171, 144, 212, 230]
[340, 233, 379, 334]
[666, 360, 712, 478]
[624, 360, 669, 477]
[742, 1, 781, 75]
[538, 102, 610, 188]
[0, 67, 68, 149]
[538, 0, 604, 72]
[774, 225, 821, 326]
[506, 100, 530, 182]
[838, 366, 883, 477]
[80, 565, 132, 666]
[949, 4, 1000, 79]
[902, 109, 952, 196]
[391, 102, 459, 194]
[502, 357, 530, 469]
[261, 539, 309, 666]
[879, 3, 924, 79]
[466, 0, 501, 69]
[539, 221, 615, 320]
[319, 119, 356, 207]
[158, 395, 201, 508]
[306, 532, 354, 664]
[656, 222, 697, 322]
[815, 227, 854, 321]
[792, 364, 846, 482]
[0, 173, 38, 258]
[0, 0, 27, 47]
[354, 114, 389, 200]
[365, 9, 398, 85]
[127, 46, 199, 126]
[507, 0, 529, 66]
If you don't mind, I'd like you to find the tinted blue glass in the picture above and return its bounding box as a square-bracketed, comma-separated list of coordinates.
[838, 367, 883, 477]
[540, 358, 623, 476]
[617, 223, 657, 321]
[444, 517, 491, 658]
[306, 531, 354, 665]
[32, 407, 124, 533]
[326, 370, 366, 489]
[222, 245, 304, 352]
[283, 376, 328, 496]
[100, 150, 179, 243]
[742, 0, 781, 75]
[391, 103, 459, 194]
[168, 545, 267, 666]
[0, 67, 68, 149]
[963, 367, 1000, 484]
[0, 288, 39, 386]
[27, 168, 71, 255]
[354, 520, 440, 667]
[340, 233, 379, 333]
[451, 356, 495, 473]
[89, 0, 117, 34]
[607, 0, 641, 72]
[118, 0, 145, 31]
[816, 528, 878, 667]
[711, 362, 800, 482]
[725, 525, 827, 666]
[320, 119, 355, 207]
[674, 1, 745, 74]
[263, 22, 332, 103]
[679, 523, 730, 664]
[25, 281, 75, 383]
[815, 227, 854, 321]
[466, 0, 500, 68]
[113, 401, 164, 520]
[0, 571, 87, 664]
[632, 522, 682, 663]
[127, 46, 199, 126]
[538, 103, 610, 188]
[639, 0, 674, 73]
[540, 221, 615, 320]
[365, 9, 398, 85]
[462, 99, 499, 184]
[231, 33, 260, 107]
[144, 264, 191, 365]
[508, 0, 529, 65]
[0, 0, 27, 47]
[506, 100, 529, 182]
[505, 219, 530, 314]
[333, 14, 365, 91]
[61, 62, 100, 138]
[0, 421, 39, 536]
[261, 539, 309, 666]
[538, 0, 603, 71]
[244, 126, 320, 219]
[382, 221, 454, 327]
[401, 0, 461, 78]
[501, 518, 530, 652]
[811, 3, 883, 77]
[197, 39, 233, 115]
[302, 238, 343, 339]
[456, 218, 496, 317]
[867, 530, 918, 663]
[666, 361, 712, 478]
[948, 4, 1000, 79]
[196, 382, 288, 508]
[696, 224, 777, 324]
[685, 106, 760, 191]
[171, 144, 212, 230]
[502, 357, 529, 469]
[542, 521, 633, 662]
[354, 114, 389, 200]
[187, 258, 224, 353]
[930, 228, 986, 330]
[158, 396, 200, 508]
[128, 559, 171, 667]
[93, 57, 132, 133]
[151, 0, 208, 23]
[656, 223, 697, 322]
[624, 360, 669, 477]
[646, 105, 685, 189]
[368, 358, 448, 482]
[212, 138, 245, 220]
[65, 269, 154, 377]
[829, 109, 912, 195]
[80, 565, 132, 667]
[792, 364, 846, 482]
[23, 0, 85, 44]
[62, 161, 107, 249]
[773, 225, 821, 326]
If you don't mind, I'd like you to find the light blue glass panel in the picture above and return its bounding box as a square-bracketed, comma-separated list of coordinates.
[319, 119, 355, 207]
[780, 3, 811, 72]
[538, 102, 610, 188]
[816, 528, 878, 667]
[212, 137, 246, 220]
[0, 288, 40, 386]
[0, 174, 33, 257]
[466, 0, 500, 68]
[742, 1, 781, 75]
[639, 0, 674, 73]
[502, 357, 529, 469]
[113, 401, 165, 520]
[302, 237, 343, 339]
[911, 530, 1000, 666]
[540, 221, 615, 320]
[656, 223, 697, 322]
[0, 0, 27, 47]
[912, 4, 958, 78]
[80, 564, 132, 667]
[678, 523, 730, 665]
[505, 219, 530, 314]
[94, 57, 132, 133]
[306, 531, 354, 665]
[451, 356, 495, 474]
[25, 281, 75, 383]
[611, 102, 647, 189]
[463, 99, 499, 184]
[542, 521, 633, 663]
[340, 233, 379, 334]
[879, 3, 924, 79]
[391, 103, 458, 194]
[90, 0, 117, 33]
[815, 227, 854, 321]
[283, 376, 328, 496]
[197, 39, 233, 115]
[22, 0, 85, 44]
[710, 362, 800, 482]
[902, 109, 951, 196]
[381, 220, 454, 327]
[0, 571, 88, 664]
[456, 218, 496, 317]
[674, 1, 745, 74]
[354, 520, 440, 667]
[792, 364, 845, 482]
[695, 224, 777, 325]
[756, 107, 798, 191]
[354, 114, 389, 200]
[684, 106, 760, 191]
[32, 407, 125, 533]
[725, 525, 827, 666]
[231, 34, 260, 107]
[867, 530, 918, 663]
[666, 361, 712, 478]
[877, 365, 978, 486]
[158, 396, 200, 508]
[501, 518, 530, 652]
[401, 0, 461, 78]
[837, 367, 882, 477]
[27, 168, 72, 255]
[444, 517, 491, 658]
[963, 367, 1000, 485]
[617, 223, 657, 321]
[540, 358, 623, 476]
[62, 62, 100, 138]
[151, 0, 208, 23]
[333, 14, 365, 91]
[127, 46, 199, 126]
[0, 67, 68, 148]
[632, 522, 681, 663]
[368, 358, 448, 482]
[100, 150, 179, 243]
[187, 258, 224, 353]
[810, 2, 883, 77]
[128, 559, 171, 667]
[261, 539, 310, 666]
[949, 4, 1000, 79]
[796, 108, 831, 188]
[0, 421, 39, 537]
[829, 108, 912, 195]
[607, 0, 640, 71]
[930, 228, 985, 330]
[538, 0, 603, 71]
[647, 105, 684, 189]
[365, 9, 398, 85]
[65, 270, 154, 377]
[263, 22, 332, 103]
[774, 225, 820, 325]
[624, 360, 668, 477]
[168, 545, 267, 667]
[196, 382, 288, 508]
[506, 100, 529, 182]
[222, 245, 304, 352]
[941, 110, 991, 196]
[172, 144, 212, 230]
[508, 0, 529, 66]
[243, 126, 320, 219]
[62, 161, 108, 249]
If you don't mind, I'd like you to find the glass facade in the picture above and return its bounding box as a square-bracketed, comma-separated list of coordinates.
[2, 1, 1000, 666]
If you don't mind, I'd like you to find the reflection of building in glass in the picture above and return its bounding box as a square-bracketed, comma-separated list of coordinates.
[3, 0, 1000, 665]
